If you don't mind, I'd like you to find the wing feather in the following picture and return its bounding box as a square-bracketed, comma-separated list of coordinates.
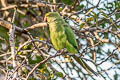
[64, 23, 78, 51]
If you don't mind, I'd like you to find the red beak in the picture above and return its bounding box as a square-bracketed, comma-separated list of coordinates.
[44, 16, 47, 22]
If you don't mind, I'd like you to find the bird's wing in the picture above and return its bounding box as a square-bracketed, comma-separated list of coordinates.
[64, 23, 98, 76]
[64, 23, 78, 51]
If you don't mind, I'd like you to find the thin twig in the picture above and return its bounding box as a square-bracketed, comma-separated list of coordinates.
[8, 7, 17, 80]
[97, 48, 118, 65]
[25, 50, 66, 80]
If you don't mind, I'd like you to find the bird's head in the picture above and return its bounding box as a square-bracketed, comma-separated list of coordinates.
[44, 12, 60, 23]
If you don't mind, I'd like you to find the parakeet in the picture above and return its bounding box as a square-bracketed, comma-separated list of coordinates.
[44, 12, 97, 75]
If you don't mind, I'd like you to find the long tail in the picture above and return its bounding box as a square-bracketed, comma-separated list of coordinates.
[72, 55, 98, 76]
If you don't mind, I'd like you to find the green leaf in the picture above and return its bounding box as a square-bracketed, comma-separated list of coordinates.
[28, 55, 43, 64]
[114, 74, 118, 80]
[115, 13, 120, 20]
[8, 66, 13, 69]
[0, 27, 9, 41]
[62, 0, 74, 5]
[23, 44, 32, 50]
[18, 51, 22, 55]
[50, 74, 54, 78]
[102, 13, 109, 18]
[56, 72, 64, 77]
[59, 7, 63, 12]
[86, 17, 94, 22]
[104, 33, 108, 39]
[22, 67, 29, 74]
[28, 55, 44, 69]
[29, 78, 37, 80]
[24, 21, 31, 28]
[79, 22, 85, 30]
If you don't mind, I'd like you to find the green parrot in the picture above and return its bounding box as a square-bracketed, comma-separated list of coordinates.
[44, 12, 97, 76]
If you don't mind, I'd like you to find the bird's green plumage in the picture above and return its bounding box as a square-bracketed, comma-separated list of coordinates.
[45, 12, 78, 53]
[45, 12, 97, 75]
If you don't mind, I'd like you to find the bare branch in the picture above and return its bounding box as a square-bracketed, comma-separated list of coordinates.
[25, 49, 67, 80]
